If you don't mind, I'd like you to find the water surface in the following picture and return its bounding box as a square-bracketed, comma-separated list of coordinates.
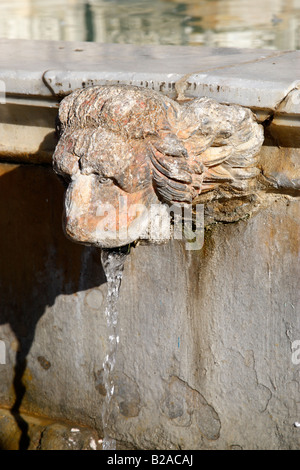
[0, 0, 299, 50]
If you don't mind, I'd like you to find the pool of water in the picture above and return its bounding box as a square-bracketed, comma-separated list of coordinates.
[0, 0, 299, 50]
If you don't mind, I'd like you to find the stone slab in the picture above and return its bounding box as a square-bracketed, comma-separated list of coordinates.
[0, 40, 299, 166]
[0, 39, 299, 117]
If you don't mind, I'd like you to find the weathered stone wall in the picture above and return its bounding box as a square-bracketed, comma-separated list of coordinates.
[0, 40, 299, 450]
[0, 154, 299, 449]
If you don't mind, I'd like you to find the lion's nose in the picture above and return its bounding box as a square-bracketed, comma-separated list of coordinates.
[52, 135, 80, 180]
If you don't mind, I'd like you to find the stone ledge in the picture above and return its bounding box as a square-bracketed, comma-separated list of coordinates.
[0, 408, 103, 450]
[0, 39, 299, 113]
[0, 39, 299, 165]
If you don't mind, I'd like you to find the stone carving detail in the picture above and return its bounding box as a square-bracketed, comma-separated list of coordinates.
[53, 85, 264, 248]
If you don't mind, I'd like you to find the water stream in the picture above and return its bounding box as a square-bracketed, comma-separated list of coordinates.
[100, 247, 128, 450]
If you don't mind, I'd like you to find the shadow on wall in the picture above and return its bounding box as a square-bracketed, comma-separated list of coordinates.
[0, 164, 106, 449]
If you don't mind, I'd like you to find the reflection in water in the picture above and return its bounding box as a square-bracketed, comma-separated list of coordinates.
[0, 0, 299, 50]
[100, 248, 128, 450]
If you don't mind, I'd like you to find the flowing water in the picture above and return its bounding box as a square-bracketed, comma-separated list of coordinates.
[100, 248, 128, 450]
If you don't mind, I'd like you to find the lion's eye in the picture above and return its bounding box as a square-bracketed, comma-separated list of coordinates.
[98, 176, 110, 184]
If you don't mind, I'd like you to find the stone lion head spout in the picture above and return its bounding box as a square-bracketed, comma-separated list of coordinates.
[53, 84, 264, 248]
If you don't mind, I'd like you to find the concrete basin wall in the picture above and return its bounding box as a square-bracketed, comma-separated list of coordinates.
[0, 40, 299, 450]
